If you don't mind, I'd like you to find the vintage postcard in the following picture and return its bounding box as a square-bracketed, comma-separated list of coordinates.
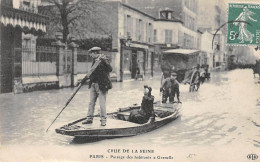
[0, 0, 259, 162]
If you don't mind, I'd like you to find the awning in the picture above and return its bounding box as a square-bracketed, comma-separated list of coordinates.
[163, 49, 200, 55]
[1, 6, 48, 33]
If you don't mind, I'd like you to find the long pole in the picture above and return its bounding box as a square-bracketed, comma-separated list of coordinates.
[46, 59, 101, 132]
[46, 82, 83, 132]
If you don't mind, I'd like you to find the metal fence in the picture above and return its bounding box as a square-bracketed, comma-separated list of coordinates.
[22, 46, 57, 76]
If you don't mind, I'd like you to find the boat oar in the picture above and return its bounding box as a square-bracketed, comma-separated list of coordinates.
[46, 82, 84, 132]
[46, 59, 102, 132]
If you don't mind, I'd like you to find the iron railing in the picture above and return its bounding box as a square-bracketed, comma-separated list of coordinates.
[22, 46, 57, 76]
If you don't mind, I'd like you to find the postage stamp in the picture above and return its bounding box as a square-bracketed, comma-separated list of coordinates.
[227, 3, 260, 45]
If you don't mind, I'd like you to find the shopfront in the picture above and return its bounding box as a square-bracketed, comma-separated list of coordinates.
[121, 42, 154, 81]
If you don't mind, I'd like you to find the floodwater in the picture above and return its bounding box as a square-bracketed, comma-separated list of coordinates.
[0, 69, 259, 160]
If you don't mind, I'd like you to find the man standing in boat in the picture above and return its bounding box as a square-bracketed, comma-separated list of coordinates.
[82, 47, 113, 126]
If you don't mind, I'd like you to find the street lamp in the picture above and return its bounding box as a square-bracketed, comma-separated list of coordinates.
[119, 36, 132, 82]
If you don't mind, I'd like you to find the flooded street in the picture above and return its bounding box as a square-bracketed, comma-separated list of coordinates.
[0, 69, 259, 161]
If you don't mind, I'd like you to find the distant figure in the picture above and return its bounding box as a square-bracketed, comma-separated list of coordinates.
[200, 65, 210, 83]
[82, 47, 113, 126]
[190, 65, 201, 92]
[205, 65, 210, 79]
[252, 63, 257, 78]
[135, 60, 143, 80]
[129, 85, 155, 124]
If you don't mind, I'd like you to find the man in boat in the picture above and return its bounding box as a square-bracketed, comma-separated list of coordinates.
[129, 85, 155, 124]
[82, 47, 113, 126]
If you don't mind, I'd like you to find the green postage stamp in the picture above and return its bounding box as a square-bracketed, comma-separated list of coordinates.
[227, 3, 260, 45]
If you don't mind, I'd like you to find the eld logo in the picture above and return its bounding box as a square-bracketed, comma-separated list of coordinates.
[247, 154, 258, 160]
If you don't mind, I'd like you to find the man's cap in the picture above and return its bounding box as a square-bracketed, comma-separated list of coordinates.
[171, 72, 177, 76]
[88, 47, 101, 52]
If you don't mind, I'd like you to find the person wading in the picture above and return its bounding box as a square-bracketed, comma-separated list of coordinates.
[160, 72, 180, 103]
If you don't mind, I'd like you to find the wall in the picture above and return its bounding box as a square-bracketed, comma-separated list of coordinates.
[119, 4, 154, 43]
[180, 25, 200, 49]
[200, 31, 214, 68]
[153, 21, 182, 45]
[197, 0, 215, 30]
[201, 31, 214, 53]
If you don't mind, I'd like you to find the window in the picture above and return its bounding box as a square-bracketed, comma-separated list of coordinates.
[136, 18, 139, 40]
[138, 19, 143, 41]
[127, 15, 132, 37]
[154, 29, 157, 43]
[23, 1, 30, 7]
[2, 0, 13, 6]
[168, 12, 172, 19]
[149, 23, 153, 43]
[178, 31, 183, 46]
[146, 23, 149, 42]
[165, 30, 172, 43]
[146, 23, 152, 43]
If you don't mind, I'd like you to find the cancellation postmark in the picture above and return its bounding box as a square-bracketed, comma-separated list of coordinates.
[227, 3, 260, 46]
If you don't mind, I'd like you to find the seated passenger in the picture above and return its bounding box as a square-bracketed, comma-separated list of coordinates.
[129, 85, 155, 124]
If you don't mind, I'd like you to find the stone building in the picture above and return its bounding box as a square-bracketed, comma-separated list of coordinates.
[125, 0, 200, 50]
[125, 0, 201, 73]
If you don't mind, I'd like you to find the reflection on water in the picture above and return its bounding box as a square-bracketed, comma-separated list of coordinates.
[0, 69, 259, 148]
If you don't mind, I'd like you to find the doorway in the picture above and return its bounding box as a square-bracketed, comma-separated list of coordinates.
[131, 50, 137, 79]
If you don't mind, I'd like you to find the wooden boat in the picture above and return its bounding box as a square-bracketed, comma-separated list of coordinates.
[55, 101, 182, 139]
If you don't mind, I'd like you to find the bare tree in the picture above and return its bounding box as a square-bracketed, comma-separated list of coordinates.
[40, 0, 113, 43]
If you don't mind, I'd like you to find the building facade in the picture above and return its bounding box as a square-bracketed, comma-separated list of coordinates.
[0, 0, 47, 93]
[197, 0, 227, 68]
[200, 31, 214, 68]
[118, 3, 155, 81]
[125, 0, 202, 77]
[125, 0, 200, 50]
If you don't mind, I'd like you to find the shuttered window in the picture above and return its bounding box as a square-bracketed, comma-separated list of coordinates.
[165, 30, 172, 43]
